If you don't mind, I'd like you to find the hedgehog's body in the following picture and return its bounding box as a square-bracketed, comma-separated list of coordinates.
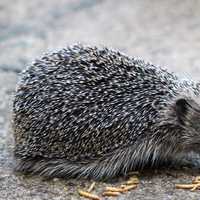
[13, 45, 200, 180]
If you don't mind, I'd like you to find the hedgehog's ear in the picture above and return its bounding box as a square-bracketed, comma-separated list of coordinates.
[174, 98, 189, 124]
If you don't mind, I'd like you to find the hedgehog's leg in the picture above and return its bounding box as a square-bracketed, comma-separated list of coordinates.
[187, 152, 200, 168]
[169, 151, 200, 169]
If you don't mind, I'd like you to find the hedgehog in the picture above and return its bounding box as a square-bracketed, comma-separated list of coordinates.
[12, 44, 200, 180]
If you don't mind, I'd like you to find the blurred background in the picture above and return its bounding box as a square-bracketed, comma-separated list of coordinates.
[1, 0, 200, 79]
[1, 0, 200, 199]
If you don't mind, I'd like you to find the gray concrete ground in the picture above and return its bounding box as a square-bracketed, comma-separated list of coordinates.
[1, 0, 200, 199]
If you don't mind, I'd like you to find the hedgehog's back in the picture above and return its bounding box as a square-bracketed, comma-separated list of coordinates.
[13, 45, 176, 162]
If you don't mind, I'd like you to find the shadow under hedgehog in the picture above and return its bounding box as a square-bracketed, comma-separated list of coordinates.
[12, 44, 200, 180]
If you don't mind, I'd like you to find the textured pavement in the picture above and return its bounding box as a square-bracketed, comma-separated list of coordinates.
[1, 0, 200, 199]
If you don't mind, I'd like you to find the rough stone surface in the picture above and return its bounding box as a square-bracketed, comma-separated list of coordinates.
[1, 0, 200, 199]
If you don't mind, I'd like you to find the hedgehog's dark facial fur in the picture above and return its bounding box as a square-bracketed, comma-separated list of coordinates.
[173, 96, 200, 151]
[12, 44, 200, 180]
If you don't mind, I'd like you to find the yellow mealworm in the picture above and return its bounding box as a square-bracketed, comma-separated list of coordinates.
[87, 182, 96, 192]
[102, 191, 121, 197]
[78, 190, 101, 200]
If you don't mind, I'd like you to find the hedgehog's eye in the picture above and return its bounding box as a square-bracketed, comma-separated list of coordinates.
[175, 98, 188, 116]
[175, 98, 189, 125]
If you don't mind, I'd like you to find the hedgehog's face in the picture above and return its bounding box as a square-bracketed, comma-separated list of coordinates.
[174, 97, 200, 151]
